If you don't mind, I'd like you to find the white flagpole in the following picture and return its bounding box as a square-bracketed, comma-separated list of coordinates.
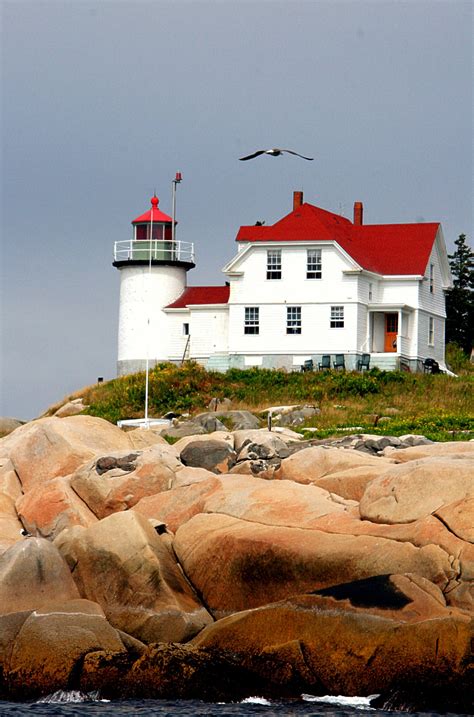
[144, 195, 154, 427]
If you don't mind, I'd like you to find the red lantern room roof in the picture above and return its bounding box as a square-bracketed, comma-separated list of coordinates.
[132, 196, 173, 224]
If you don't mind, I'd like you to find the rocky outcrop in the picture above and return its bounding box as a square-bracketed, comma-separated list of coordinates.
[0, 458, 23, 501]
[264, 404, 321, 427]
[192, 575, 473, 698]
[193, 410, 261, 431]
[180, 439, 237, 473]
[16, 475, 97, 539]
[275, 444, 396, 484]
[133, 473, 352, 534]
[0, 537, 80, 613]
[173, 513, 455, 618]
[0, 418, 24, 438]
[70, 444, 181, 519]
[54, 511, 213, 644]
[382, 439, 474, 462]
[0, 493, 24, 552]
[0, 414, 473, 707]
[359, 456, 474, 523]
[79, 643, 264, 701]
[0, 416, 134, 492]
[53, 398, 88, 418]
[3, 600, 126, 700]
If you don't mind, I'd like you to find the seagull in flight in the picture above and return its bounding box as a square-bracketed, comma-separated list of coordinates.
[239, 148, 314, 161]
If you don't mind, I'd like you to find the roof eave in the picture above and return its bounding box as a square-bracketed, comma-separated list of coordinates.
[164, 303, 229, 312]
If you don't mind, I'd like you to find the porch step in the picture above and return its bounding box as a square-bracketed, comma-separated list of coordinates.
[370, 355, 399, 371]
[206, 353, 230, 373]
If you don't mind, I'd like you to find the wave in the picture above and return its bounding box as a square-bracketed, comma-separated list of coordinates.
[240, 696, 272, 705]
[36, 689, 109, 703]
[302, 693, 379, 709]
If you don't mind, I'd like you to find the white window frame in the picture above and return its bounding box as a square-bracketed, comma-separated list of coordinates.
[429, 264, 434, 294]
[306, 249, 322, 279]
[428, 317, 434, 346]
[183, 323, 190, 336]
[244, 306, 259, 334]
[330, 305, 344, 328]
[267, 250, 281, 280]
[286, 306, 302, 334]
[368, 282, 373, 301]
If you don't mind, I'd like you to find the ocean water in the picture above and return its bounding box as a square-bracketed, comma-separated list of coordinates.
[0, 693, 467, 717]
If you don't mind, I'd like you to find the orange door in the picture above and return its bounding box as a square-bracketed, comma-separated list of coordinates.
[384, 313, 398, 352]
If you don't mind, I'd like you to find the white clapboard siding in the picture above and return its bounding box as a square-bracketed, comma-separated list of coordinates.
[188, 308, 229, 358]
[227, 244, 357, 305]
[417, 311, 446, 363]
[418, 243, 448, 318]
[228, 302, 359, 354]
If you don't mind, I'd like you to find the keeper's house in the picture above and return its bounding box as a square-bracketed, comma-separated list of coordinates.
[113, 191, 452, 375]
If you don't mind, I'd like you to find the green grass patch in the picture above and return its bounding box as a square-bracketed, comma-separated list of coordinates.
[78, 361, 473, 442]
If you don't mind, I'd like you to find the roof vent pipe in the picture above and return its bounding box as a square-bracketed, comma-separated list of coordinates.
[293, 191, 304, 211]
[353, 201, 363, 225]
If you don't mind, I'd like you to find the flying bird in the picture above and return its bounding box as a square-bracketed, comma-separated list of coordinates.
[239, 148, 314, 161]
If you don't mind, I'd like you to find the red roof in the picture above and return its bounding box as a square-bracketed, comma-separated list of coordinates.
[132, 196, 173, 224]
[236, 203, 439, 276]
[166, 286, 230, 309]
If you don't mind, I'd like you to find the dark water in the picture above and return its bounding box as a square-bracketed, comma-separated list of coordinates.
[0, 694, 468, 717]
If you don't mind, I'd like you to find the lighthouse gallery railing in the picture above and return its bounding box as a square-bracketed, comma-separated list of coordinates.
[114, 240, 195, 263]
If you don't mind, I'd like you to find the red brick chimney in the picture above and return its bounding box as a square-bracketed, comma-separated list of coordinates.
[353, 201, 363, 225]
[293, 191, 304, 211]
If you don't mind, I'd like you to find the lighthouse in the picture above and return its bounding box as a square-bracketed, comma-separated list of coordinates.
[113, 191, 195, 376]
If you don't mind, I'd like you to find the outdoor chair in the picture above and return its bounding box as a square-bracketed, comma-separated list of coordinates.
[318, 355, 331, 370]
[301, 359, 314, 372]
[333, 354, 345, 371]
[423, 358, 440, 374]
[357, 353, 371, 371]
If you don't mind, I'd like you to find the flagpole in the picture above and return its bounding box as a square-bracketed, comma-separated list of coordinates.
[172, 172, 182, 244]
[144, 195, 154, 427]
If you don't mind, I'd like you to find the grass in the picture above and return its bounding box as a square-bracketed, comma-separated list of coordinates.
[62, 357, 474, 443]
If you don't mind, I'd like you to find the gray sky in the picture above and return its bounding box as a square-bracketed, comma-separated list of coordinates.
[1, 0, 472, 420]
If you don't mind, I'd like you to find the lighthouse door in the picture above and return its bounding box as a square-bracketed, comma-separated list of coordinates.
[384, 313, 398, 352]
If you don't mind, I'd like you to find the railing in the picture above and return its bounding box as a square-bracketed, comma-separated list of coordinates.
[114, 240, 195, 263]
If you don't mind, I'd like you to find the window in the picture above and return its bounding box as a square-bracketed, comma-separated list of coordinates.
[287, 306, 302, 334]
[244, 307, 259, 334]
[428, 317, 434, 346]
[183, 323, 189, 336]
[267, 250, 281, 279]
[330, 306, 344, 328]
[429, 264, 434, 293]
[368, 282, 373, 301]
[306, 249, 322, 279]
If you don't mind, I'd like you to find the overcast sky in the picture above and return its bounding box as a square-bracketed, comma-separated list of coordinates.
[1, 0, 472, 421]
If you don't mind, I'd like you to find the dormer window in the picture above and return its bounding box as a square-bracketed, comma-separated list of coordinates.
[267, 250, 281, 280]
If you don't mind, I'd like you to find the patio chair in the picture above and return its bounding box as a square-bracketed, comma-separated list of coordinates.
[318, 355, 331, 370]
[301, 359, 314, 372]
[423, 358, 440, 374]
[333, 354, 345, 371]
[356, 353, 371, 371]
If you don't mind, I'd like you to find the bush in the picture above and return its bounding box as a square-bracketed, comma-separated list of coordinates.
[446, 343, 473, 373]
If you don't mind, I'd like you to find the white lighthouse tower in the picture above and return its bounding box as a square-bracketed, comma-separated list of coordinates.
[113, 192, 195, 376]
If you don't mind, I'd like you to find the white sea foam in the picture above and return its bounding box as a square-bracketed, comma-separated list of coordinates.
[240, 696, 272, 705]
[36, 689, 102, 703]
[301, 693, 379, 709]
